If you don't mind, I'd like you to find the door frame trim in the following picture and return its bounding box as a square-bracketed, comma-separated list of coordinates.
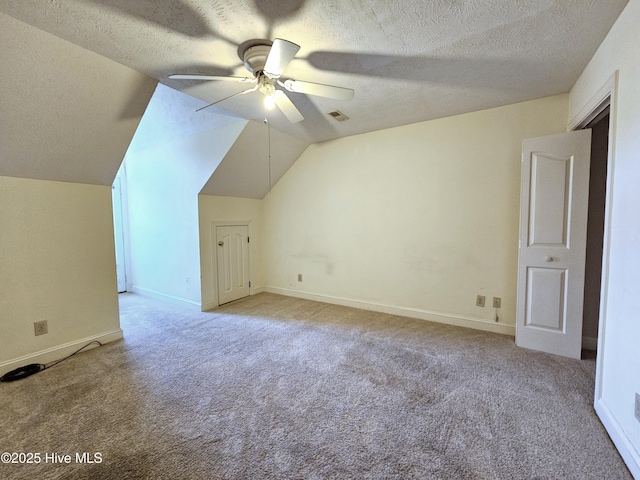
[112, 169, 131, 293]
[569, 71, 617, 406]
[211, 221, 253, 307]
[569, 71, 618, 130]
[569, 71, 638, 475]
[111, 176, 127, 293]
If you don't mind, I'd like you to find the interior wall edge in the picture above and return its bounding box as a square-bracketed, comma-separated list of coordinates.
[201, 301, 219, 312]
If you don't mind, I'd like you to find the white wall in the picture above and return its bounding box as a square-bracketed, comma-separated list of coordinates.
[568, 0, 640, 475]
[0, 177, 121, 369]
[263, 94, 568, 333]
[198, 195, 265, 310]
[0, 12, 153, 373]
[125, 120, 247, 307]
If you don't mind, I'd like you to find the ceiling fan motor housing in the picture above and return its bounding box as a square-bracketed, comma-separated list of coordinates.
[242, 44, 271, 76]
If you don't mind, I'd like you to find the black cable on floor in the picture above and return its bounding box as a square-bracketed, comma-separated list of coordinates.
[0, 341, 103, 382]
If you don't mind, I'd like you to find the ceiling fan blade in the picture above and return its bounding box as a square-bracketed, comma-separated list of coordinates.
[272, 90, 303, 123]
[264, 38, 300, 79]
[169, 74, 255, 83]
[196, 84, 258, 112]
[279, 79, 354, 101]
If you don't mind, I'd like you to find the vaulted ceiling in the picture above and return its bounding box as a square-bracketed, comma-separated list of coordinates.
[0, 0, 630, 145]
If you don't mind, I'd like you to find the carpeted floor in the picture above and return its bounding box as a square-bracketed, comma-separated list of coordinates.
[0, 292, 632, 479]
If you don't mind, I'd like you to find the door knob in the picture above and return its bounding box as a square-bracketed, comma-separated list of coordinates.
[218, 241, 224, 246]
[544, 256, 553, 262]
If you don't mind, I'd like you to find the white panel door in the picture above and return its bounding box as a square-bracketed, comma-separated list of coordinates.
[111, 177, 126, 293]
[216, 225, 250, 305]
[516, 130, 591, 359]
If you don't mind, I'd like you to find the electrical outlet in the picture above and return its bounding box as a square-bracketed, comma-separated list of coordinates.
[298, 274, 302, 282]
[476, 295, 486, 307]
[493, 297, 501, 308]
[34, 320, 48, 336]
[635, 393, 640, 422]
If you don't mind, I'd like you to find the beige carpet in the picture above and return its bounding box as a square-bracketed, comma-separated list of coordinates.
[0, 292, 631, 479]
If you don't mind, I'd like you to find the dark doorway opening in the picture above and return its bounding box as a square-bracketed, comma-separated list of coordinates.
[581, 106, 610, 352]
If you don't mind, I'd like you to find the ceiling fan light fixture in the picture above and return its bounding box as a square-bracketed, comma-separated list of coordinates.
[264, 94, 276, 110]
[171, 37, 352, 123]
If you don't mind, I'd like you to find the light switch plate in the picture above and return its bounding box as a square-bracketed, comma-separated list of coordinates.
[635, 393, 640, 422]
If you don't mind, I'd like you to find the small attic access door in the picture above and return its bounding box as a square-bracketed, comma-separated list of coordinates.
[216, 225, 250, 305]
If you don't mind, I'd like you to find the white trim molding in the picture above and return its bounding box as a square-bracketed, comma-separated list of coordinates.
[201, 301, 218, 312]
[266, 286, 515, 336]
[202, 285, 266, 312]
[251, 285, 266, 295]
[0, 329, 123, 377]
[595, 399, 640, 478]
[570, 71, 636, 478]
[130, 285, 201, 310]
[569, 71, 618, 131]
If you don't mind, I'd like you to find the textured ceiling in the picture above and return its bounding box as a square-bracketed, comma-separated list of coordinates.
[0, 0, 629, 144]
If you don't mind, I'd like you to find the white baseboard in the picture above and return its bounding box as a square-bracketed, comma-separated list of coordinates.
[201, 285, 267, 311]
[582, 335, 598, 351]
[201, 301, 218, 312]
[265, 286, 515, 336]
[0, 329, 123, 377]
[595, 397, 640, 478]
[130, 285, 201, 311]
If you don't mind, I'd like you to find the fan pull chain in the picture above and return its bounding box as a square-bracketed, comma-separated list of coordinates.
[264, 108, 272, 195]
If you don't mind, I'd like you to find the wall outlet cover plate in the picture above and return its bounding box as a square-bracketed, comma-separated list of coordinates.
[34, 320, 48, 336]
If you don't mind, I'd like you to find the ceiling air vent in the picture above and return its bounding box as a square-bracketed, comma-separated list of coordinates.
[327, 110, 349, 122]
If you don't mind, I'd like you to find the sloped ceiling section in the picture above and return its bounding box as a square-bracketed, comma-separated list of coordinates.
[127, 82, 246, 156]
[0, 12, 156, 186]
[200, 120, 309, 199]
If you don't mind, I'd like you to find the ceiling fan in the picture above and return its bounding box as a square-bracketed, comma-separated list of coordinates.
[169, 38, 354, 123]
